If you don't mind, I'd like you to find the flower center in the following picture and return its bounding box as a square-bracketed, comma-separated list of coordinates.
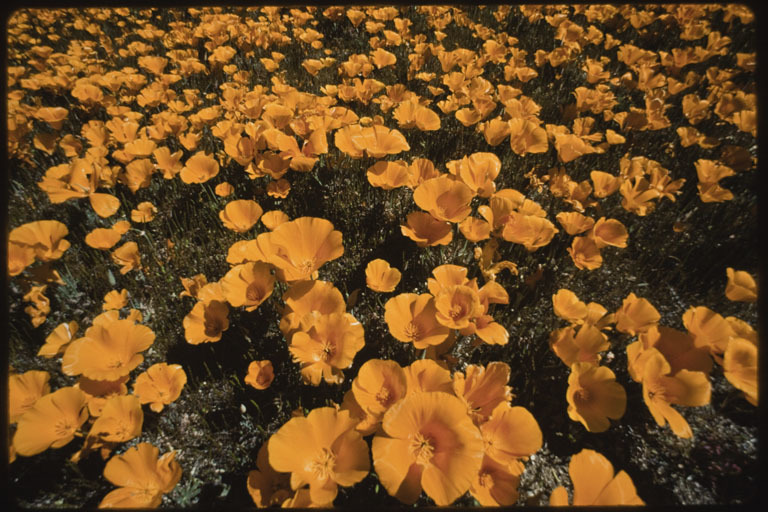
[54, 419, 75, 438]
[449, 303, 465, 319]
[404, 321, 421, 341]
[574, 388, 591, 404]
[375, 387, 392, 407]
[478, 470, 494, 488]
[106, 358, 125, 370]
[410, 432, 435, 465]
[298, 258, 316, 277]
[309, 448, 335, 481]
[318, 341, 335, 362]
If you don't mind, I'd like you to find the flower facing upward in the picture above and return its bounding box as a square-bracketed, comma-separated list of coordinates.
[550, 449, 644, 505]
[9, 370, 51, 423]
[99, 443, 182, 508]
[372, 391, 483, 505]
[268, 407, 369, 505]
[452, 362, 513, 425]
[279, 280, 346, 339]
[245, 360, 275, 390]
[133, 363, 187, 412]
[180, 151, 220, 184]
[413, 175, 474, 223]
[219, 199, 263, 233]
[384, 293, 452, 349]
[352, 358, 407, 428]
[365, 259, 401, 292]
[289, 311, 365, 385]
[183, 300, 230, 345]
[13, 386, 88, 457]
[566, 362, 626, 433]
[220, 262, 275, 311]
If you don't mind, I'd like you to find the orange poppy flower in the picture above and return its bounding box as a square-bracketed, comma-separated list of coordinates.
[459, 217, 491, 242]
[130, 202, 157, 223]
[619, 176, 659, 215]
[352, 359, 407, 430]
[245, 360, 274, 390]
[103, 289, 128, 310]
[401, 211, 453, 247]
[372, 391, 483, 505]
[414, 175, 474, 223]
[74, 375, 129, 419]
[334, 124, 410, 158]
[393, 99, 441, 131]
[111, 241, 141, 274]
[406, 158, 441, 189]
[153, 147, 184, 179]
[247, 443, 292, 507]
[133, 363, 187, 412]
[482, 118, 511, 146]
[549, 449, 644, 505]
[266, 178, 291, 198]
[34, 106, 69, 130]
[403, 359, 454, 395]
[589, 217, 628, 249]
[682, 306, 734, 359]
[470, 454, 521, 506]
[219, 199, 263, 233]
[8, 241, 36, 276]
[448, 152, 501, 198]
[85, 394, 143, 448]
[256, 217, 344, 282]
[62, 318, 156, 381]
[366, 259, 401, 292]
[9, 220, 70, 261]
[261, 210, 290, 230]
[9, 370, 51, 424]
[627, 325, 713, 383]
[556, 211, 595, 235]
[99, 442, 182, 508]
[641, 348, 711, 438]
[183, 300, 230, 345]
[268, 407, 369, 505]
[37, 320, 78, 358]
[384, 293, 452, 349]
[566, 362, 626, 433]
[552, 289, 589, 324]
[180, 151, 220, 184]
[289, 311, 365, 385]
[179, 273, 208, 299]
[725, 267, 757, 302]
[85, 221, 130, 251]
[615, 293, 660, 335]
[221, 262, 274, 311]
[567, 236, 603, 270]
[366, 160, 410, 190]
[723, 337, 757, 405]
[508, 118, 548, 155]
[478, 402, 542, 472]
[550, 324, 610, 367]
[433, 285, 483, 330]
[13, 386, 88, 457]
[279, 279, 346, 338]
[453, 362, 513, 425]
[502, 212, 559, 251]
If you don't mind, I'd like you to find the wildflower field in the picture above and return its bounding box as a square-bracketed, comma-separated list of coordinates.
[6, 4, 760, 508]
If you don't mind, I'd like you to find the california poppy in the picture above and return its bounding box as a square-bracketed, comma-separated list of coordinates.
[550, 449, 644, 505]
[13, 386, 88, 457]
[627, 325, 713, 382]
[103, 289, 128, 310]
[38, 320, 78, 358]
[366, 259, 401, 292]
[502, 212, 559, 251]
[401, 211, 453, 247]
[261, 210, 290, 230]
[550, 324, 610, 367]
[220, 199, 263, 233]
[280, 279, 346, 338]
[183, 300, 230, 345]
[566, 362, 626, 432]
[413, 175, 474, 223]
[366, 160, 410, 190]
[111, 241, 141, 274]
[85, 394, 143, 446]
[245, 360, 275, 390]
[220, 262, 275, 311]
[372, 391, 483, 505]
[725, 267, 757, 302]
[180, 151, 220, 184]
[247, 444, 292, 507]
[351, 358, 407, 429]
[682, 306, 734, 359]
[133, 363, 187, 412]
[9, 370, 51, 424]
[384, 293, 452, 349]
[99, 442, 182, 508]
[589, 217, 628, 249]
[268, 407, 369, 505]
[130, 202, 157, 223]
[453, 362, 513, 425]
[723, 337, 757, 405]
[9, 220, 70, 261]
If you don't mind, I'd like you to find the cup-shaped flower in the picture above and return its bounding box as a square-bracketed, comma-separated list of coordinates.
[448, 152, 501, 198]
[130, 201, 157, 223]
[9, 220, 70, 261]
[180, 151, 220, 184]
[413, 175, 474, 223]
[221, 262, 275, 311]
[245, 360, 275, 390]
[385, 293, 452, 349]
[725, 267, 757, 302]
[62, 319, 156, 381]
[352, 359, 407, 424]
[590, 217, 629, 249]
[8, 241, 35, 275]
[401, 211, 453, 247]
[179, 273, 208, 299]
[133, 363, 187, 412]
[38, 320, 78, 358]
[289, 311, 365, 385]
[567, 236, 603, 270]
[13, 386, 88, 456]
[502, 212, 558, 251]
[509, 118, 548, 155]
[367, 160, 410, 190]
[566, 362, 626, 433]
[268, 407, 370, 505]
[220, 199, 263, 233]
[372, 391, 484, 505]
[723, 337, 757, 405]
[280, 280, 346, 338]
[257, 217, 343, 282]
[549, 449, 644, 505]
[261, 210, 290, 230]
[86, 395, 143, 445]
[111, 241, 141, 274]
[615, 293, 660, 335]
[99, 442, 182, 508]
[556, 211, 595, 235]
[103, 289, 128, 311]
[404, 359, 454, 395]
[247, 443, 292, 507]
[682, 306, 734, 359]
[85, 221, 130, 251]
[550, 324, 610, 367]
[470, 455, 522, 506]
[641, 348, 711, 438]
[552, 289, 589, 324]
[434, 285, 483, 330]
[183, 300, 230, 344]
[591, 170, 622, 198]
[627, 326, 713, 382]
[75, 375, 129, 418]
[10, 370, 51, 423]
[458, 217, 491, 242]
[366, 259, 401, 292]
[453, 362, 513, 425]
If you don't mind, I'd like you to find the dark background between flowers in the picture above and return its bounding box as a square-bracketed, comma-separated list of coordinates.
[7, 5, 759, 508]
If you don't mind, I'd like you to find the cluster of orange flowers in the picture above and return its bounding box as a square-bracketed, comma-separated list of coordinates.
[7, 3, 756, 508]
